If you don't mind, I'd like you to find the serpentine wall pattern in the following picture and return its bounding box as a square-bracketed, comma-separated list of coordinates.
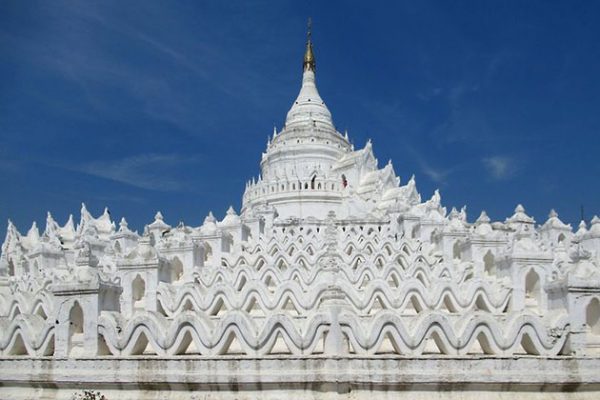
[1, 202, 600, 359]
[1, 31, 600, 389]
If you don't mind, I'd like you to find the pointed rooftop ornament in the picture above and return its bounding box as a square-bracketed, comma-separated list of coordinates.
[148, 211, 170, 233]
[576, 220, 587, 237]
[80, 202, 93, 220]
[220, 206, 241, 228]
[206, 211, 216, 223]
[284, 18, 335, 131]
[303, 17, 315, 72]
[507, 204, 534, 225]
[64, 214, 74, 230]
[588, 215, 600, 237]
[27, 221, 40, 243]
[44, 212, 59, 238]
[476, 210, 491, 224]
[449, 207, 459, 218]
[200, 211, 218, 232]
[1, 221, 15, 254]
[541, 209, 571, 231]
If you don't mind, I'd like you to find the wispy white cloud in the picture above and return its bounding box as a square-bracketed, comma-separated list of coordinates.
[75, 154, 199, 191]
[407, 146, 453, 184]
[0, 5, 224, 135]
[419, 162, 450, 184]
[430, 82, 490, 144]
[482, 155, 517, 180]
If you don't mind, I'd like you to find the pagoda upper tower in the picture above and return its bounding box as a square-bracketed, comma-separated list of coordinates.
[242, 22, 353, 220]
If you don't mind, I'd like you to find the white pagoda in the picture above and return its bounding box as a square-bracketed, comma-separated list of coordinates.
[1, 27, 600, 400]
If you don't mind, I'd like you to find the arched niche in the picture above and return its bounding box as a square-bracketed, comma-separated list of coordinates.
[132, 274, 146, 310]
[68, 301, 84, 356]
[525, 269, 542, 310]
[170, 257, 184, 283]
[204, 243, 213, 263]
[453, 242, 461, 260]
[587, 298, 600, 336]
[483, 251, 495, 276]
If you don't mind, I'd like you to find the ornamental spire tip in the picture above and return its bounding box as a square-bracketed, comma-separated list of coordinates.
[303, 18, 315, 72]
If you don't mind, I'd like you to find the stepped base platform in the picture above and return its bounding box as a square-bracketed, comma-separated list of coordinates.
[1, 356, 600, 399]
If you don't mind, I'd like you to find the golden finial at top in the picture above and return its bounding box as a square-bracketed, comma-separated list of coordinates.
[303, 17, 315, 72]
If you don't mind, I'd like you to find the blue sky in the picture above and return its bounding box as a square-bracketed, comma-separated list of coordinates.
[1, 1, 599, 233]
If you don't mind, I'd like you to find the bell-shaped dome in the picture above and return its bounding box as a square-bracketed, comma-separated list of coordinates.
[285, 70, 333, 129]
[284, 25, 334, 131]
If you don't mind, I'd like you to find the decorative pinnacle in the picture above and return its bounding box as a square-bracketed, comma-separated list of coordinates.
[303, 18, 315, 72]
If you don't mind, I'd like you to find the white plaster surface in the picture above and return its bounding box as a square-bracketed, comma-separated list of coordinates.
[1, 356, 600, 399]
[1, 32, 600, 398]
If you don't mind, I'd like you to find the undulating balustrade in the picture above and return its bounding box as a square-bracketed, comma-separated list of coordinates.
[0, 224, 573, 358]
[2, 205, 600, 358]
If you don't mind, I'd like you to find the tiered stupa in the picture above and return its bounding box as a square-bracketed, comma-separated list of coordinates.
[1, 26, 600, 400]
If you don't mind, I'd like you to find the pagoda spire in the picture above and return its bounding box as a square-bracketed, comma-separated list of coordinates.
[303, 18, 315, 72]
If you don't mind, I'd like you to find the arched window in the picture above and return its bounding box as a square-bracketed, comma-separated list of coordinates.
[587, 298, 600, 335]
[132, 275, 146, 310]
[483, 251, 495, 276]
[341, 174, 348, 188]
[204, 243, 213, 262]
[68, 301, 84, 356]
[525, 269, 541, 309]
[453, 242, 461, 260]
[170, 258, 184, 282]
[311, 175, 316, 190]
[411, 225, 419, 239]
[304, 182, 308, 190]
[558, 233, 566, 244]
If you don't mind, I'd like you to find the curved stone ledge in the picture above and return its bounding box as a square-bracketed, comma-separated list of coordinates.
[1, 356, 600, 399]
